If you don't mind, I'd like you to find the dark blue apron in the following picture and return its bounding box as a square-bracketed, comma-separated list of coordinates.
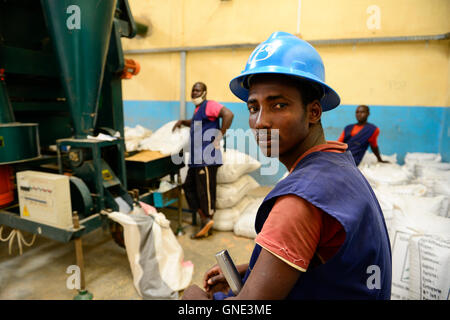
[343, 123, 377, 166]
[214, 150, 391, 300]
[189, 100, 222, 167]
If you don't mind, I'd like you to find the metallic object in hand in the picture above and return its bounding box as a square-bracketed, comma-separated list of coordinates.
[215, 249, 243, 295]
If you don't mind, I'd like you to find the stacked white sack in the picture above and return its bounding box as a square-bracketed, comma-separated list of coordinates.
[214, 175, 260, 231]
[213, 196, 254, 231]
[213, 149, 261, 231]
[388, 206, 450, 300]
[216, 148, 261, 183]
[233, 196, 265, 239]
[408, 234, 450, 300]
[366, 152, 450, 300]
[358, 152, 398, 168]
[124, 125, 152, 152]
[360, 163, 413, 187]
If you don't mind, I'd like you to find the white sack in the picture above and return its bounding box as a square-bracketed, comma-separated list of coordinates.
[359, 152, 397, 167]
[389, 209, 450, 300]
[216, 174, 260, 209]
[217, 149, 261, 184]
[376, 184, 428, 197]
[108, 203, 193, 299]
[233, 197, 265, 239]
[393, 194, 449, 218]
[213, 196, 253, 231]
[139, 121, 190, 155]
[125, 125, 152, 139]
[360, 163, 412, 186]
[404, 152, 442, 163]
[408, 234, 450, 300]
[124, 125, 152, 152]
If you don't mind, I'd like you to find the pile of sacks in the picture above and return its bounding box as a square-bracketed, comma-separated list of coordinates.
[124, 125, 152, 152]
[125, 121, 190, 155]
[359, 152, 450, 300]
[213, 149, 263, 234]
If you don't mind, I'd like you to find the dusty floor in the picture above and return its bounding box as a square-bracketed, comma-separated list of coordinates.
[0, 187, 270, 300]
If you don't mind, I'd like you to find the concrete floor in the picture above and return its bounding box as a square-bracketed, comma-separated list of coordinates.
[0, 187, 270, 300]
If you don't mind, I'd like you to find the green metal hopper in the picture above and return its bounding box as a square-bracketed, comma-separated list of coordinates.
[41, 0, 117, 138]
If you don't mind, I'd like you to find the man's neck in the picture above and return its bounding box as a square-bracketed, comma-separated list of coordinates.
[357, 121, 367, 126]
[280, 123, 327, 171]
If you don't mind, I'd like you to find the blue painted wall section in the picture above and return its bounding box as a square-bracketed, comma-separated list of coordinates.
[321, 105, 447, 163]
[124, 100, 449, 185]
[124, 100, 180, 131]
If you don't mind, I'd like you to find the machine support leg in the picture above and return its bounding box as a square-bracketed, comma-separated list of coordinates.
[72, 212, 93, 300]
[176, 172, 184, 236]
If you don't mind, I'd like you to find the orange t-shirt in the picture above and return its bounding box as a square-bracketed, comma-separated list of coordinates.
[255, 142, 347, 272]
[337, 124, 380, 148]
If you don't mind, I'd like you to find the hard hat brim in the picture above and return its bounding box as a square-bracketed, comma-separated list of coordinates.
[229, 67, 341, 112]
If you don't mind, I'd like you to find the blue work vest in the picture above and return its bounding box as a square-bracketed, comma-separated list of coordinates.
[214, 150, 392, 300]
[189, 100, 222, 167]
[343, 123, 377, 166]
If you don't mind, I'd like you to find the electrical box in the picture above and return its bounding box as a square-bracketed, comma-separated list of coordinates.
[17, 171, 73, 229]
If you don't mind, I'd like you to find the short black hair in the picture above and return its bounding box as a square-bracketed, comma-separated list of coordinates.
[294, 77, 324, 108]
[246, 74, 324, 110]
[194, 81, 207, 92]
[357, 104, 370, 112]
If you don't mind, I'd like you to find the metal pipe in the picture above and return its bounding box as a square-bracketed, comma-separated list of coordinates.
[179, 50, 186, 119]
[0, 74, 15, 123]
[124, 32, 450, 55]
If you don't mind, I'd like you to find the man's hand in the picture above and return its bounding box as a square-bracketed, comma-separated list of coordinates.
[172, 120, 183, 132]
[203, 264, 229, 295]
[213, 131, 223, 149]
[181, 284, 211, 300]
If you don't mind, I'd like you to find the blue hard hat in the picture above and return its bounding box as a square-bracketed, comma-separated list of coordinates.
[229, 31, 340, 112]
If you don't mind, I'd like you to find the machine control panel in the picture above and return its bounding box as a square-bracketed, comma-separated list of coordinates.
[17, 171, 73, 229]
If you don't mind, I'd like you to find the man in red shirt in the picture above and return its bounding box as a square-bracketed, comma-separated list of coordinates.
[338, 105, 389, 166]
[181, 32, 391, 300]
[173, 82, 234, 239]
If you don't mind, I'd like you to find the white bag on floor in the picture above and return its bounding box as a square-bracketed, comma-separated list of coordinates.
[360, 163, 412, 186]
[408, 234, 450, 300]
[108, 203, 193, 299]
[376, 184, 428, 197]
[359, 152, 397, 167]
[404, 153, 442, 164]
[213, 196, 253, 231]
[216, 174, 260, 209]
[217, 149, 261, 184]
[393, 194, 449, 218]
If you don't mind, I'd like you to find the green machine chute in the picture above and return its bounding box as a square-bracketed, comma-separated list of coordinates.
[41, 0, 117, 138]
[0, 0, 141, 300]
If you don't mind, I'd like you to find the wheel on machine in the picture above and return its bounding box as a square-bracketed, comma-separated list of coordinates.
[109, 221, 125, 248]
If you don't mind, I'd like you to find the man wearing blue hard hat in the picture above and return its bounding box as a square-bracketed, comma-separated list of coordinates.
[182, 31, 392, 300]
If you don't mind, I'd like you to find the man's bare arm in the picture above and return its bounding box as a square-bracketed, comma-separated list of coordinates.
[370, 145, 389, 163]
[218, 106, 234, 136]
[227, 248, 301, 300]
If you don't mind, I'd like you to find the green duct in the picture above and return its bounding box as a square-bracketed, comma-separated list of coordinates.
[0, 79, 15, 124]
[41, 0, 117, 138]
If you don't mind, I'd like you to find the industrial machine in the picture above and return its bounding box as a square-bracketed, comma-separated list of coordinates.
[0, 0, 184, 299]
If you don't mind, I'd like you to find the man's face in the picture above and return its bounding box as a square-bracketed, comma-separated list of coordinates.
[355, 106, 369, 123]
[247, 75, 309, 157]
[191, 83, 205, 99]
